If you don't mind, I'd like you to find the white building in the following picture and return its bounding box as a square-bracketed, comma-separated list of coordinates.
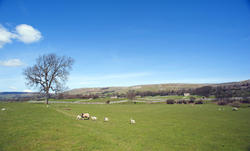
[184, 93, 190, 97]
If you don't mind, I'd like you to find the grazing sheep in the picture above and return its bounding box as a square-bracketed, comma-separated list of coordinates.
[76, 115, 82, 120]
[1, 108, 6, 111]
[81, 113, 90, 120]
[218, 108, 225, 111]
[91, 116, 97, 121]
[130, 119, 136, 124]
[104, 117, 109, 122]
[232, 107, 238, 111]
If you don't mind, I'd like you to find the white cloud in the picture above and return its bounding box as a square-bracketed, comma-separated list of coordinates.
[0, 24, 42, 48]
[0, 59, 24, 67]
[0, 25, 16, 48]
[15, 24, 42, 43]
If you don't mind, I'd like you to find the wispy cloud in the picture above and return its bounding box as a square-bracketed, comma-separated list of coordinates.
[0, 24, 42, 48]
[0, 59, 24, 67]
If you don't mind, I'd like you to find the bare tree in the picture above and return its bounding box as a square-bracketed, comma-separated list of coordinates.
[23, 54, 74, 104]
[127, 90, 136, 100]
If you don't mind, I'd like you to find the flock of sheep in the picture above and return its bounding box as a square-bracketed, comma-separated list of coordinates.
[76, 113, 136, 124]
[75, 107, 239, 124]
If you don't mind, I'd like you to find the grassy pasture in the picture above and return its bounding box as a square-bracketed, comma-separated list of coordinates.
[48, 95, 210, 103]
[49, 97, 122, 103]
[0, 102, 250, 151]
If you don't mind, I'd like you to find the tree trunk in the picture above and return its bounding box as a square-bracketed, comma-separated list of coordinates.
[45, 97, 49, 104]
[45, 93, 49, 104]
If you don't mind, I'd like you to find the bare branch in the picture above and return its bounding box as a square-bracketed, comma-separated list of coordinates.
[23, 53, 74, 104]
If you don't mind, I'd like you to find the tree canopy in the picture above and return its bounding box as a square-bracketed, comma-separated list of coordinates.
[23, 53, 74, 104]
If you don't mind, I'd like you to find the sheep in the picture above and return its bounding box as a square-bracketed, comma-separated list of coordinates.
[130, 119, 136, 124]
[76, 115, 82, 120]
[81, 113, 90, 120]
[218, 108, 225, 111]
[232, 107, 238, 111]
[104, 117, 109, 122]
[1, 108, 6, 111]
[91, 116, 97, 121]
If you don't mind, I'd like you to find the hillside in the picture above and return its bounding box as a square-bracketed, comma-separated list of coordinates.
[0, 92, 30, 95]
[1, 80, 249, 98]
[65, 83, 211, 95]
[65, 80, 250, 96]
[0, 92, 39, 101]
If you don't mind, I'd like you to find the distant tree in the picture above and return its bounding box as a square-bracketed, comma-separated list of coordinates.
[189, 96, 196, 103]
[166, 99, 175, 104]
[195, 86, 212, 97]
[195, 100, 204, 104]
[23, 54, 74, 104]
[214, 86, 226, 99]
[57, 93, 64, 99]
[127, 90, 136, 100]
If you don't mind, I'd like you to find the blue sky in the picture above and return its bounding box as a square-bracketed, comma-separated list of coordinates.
[0, 0, 250, 92]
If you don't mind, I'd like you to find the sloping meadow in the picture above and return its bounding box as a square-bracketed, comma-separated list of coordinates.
[0, 102, 250, 151]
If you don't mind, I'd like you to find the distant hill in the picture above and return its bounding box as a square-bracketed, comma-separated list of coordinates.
[1, 80, 249, 98]
[0, 92, 30, 95]
[0, 92, 39, 100]
[64, 80, 247, 95]
[65, 83, 208, 95]
[65, 80, 250, 96]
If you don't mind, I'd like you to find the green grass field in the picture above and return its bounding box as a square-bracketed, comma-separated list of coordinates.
[48, 95, 212, 103]
[49, 97, 123, 103]
[0, 102, 249, 151]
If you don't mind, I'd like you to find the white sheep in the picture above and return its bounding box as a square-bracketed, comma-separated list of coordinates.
[232, 107, 238, 111]
[1, 108, 6, 111]
[91, 116, 97, 121]
[130, 119, 136, 124]
[218, 108, 225, 111]
[82, 113, 90, 120]
[76, 115, 82, 120]
[104, 117, 109, 122]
